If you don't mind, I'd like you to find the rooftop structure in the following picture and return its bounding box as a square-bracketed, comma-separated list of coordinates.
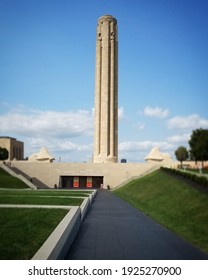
[0, 136, 24, 160]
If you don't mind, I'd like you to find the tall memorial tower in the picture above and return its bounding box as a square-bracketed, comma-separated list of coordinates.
[93, 15, 118, 163]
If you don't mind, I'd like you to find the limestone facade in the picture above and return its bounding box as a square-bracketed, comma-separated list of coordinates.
[0, 137, 24, 160]
[28, 147, 55, 162]
[145, 147, 172, 164]
[5, 161, 161, 189]
[93, 15, 118, 163]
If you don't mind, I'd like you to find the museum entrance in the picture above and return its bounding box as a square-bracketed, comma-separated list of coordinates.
[60, 176, 103, 189]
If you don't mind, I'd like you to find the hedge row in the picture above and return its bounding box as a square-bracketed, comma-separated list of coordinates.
[161, 167, 208, 187]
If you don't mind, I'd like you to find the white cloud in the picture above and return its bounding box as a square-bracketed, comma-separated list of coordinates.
[134, 123, 145, 131]
[0, 108, 94, 138]
[118, 106, 125, 119]
[168, 114, 208, 130]
[0, 107, 94, 162]
[23, 137, 93, 162]
[27, 137, 55, 149]
[3, 106, 207, 163]
[119, 140, 173, 152]
[55, 140, 91, 152]
[144, 106, 169, 118]
[26, 137, 91, 152]
[0, 105, 129, 161]
[167, 133, 191, 143]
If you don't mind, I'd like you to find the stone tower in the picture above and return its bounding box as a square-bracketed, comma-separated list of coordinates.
[93, 15, 118, 163]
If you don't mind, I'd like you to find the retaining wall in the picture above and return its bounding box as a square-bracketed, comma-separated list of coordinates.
[32, 190, 97, 260]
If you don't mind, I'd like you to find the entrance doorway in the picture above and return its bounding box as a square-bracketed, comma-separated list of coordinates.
[60, 176, 103, 189]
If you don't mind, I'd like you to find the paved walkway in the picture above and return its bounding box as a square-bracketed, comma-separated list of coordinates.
[65, 190, 208, 260]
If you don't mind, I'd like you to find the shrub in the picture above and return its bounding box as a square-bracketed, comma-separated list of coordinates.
[161, 167, 208, 187]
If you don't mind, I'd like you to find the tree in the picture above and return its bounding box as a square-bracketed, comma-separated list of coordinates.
[189, 128, 208, 167]
[0, 147, 9, 160]
[175, 146, 189, 166]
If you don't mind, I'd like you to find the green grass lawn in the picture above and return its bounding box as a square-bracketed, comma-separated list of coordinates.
[0, 189, 88, 206]
[0, 168, 92, 259]
[0, 208, 68, 259]
[0, 195, 83, 205]
[0, 167, 29, 189]
[0, 187, 83, 259]
[113, 169, 208, 254]
[0, 189, 92, 196]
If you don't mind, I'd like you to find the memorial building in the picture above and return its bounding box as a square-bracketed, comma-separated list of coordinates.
[1, 16, 167, 189]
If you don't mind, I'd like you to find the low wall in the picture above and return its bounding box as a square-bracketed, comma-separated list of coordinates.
[32, 190, 97, 260]
[4, 161, 166, 189]
[32, 206, 81, 260]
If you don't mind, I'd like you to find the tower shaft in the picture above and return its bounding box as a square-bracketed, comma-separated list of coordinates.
[93, 15, 118, 163]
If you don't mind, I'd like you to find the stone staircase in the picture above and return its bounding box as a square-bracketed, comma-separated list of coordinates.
[0, 163, 49, 189]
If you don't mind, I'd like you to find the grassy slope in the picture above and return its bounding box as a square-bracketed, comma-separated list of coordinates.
[0, 168, 88, 259]
[114, 170, 208, 253]
[0, 208, 68, 259]
[0, 189, 91, 196]
[0, 167, 29, 189]
[0, 195, 83, 205]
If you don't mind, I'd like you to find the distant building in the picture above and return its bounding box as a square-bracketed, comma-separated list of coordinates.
[0, 136, 24, 160]
[28, 147, 55, 162]
[145, 147, 172, 163]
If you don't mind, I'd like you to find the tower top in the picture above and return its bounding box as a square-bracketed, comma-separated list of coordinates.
[98, 15, 117, 24]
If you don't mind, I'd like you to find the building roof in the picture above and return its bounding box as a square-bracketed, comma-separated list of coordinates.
[0, 136, 16, 140]
[145, 147, 171, 162]
[28, 147, 55, 162]
[36, 147, 54, 161]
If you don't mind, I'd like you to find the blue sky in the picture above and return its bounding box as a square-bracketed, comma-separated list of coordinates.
[0, 0, 208, 162]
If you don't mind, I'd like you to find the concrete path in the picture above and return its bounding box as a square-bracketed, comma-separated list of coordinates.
[65, 190, 208, 260]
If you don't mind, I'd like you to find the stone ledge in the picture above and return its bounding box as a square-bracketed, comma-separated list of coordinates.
[80, 191, 96, 221]
[0, 204, 71, 210]
[31, 190, 97, 260]
[32, 206, 80, 260]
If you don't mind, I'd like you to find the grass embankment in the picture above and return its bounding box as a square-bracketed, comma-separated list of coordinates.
[0, 168, 91, 259]
[0, 190, 85, 206]
[0, 167, 29, 189]
[113, 169, 208, 254]
[0, 190, 91, 196]
[0, 208, 68, 259]
[0, 195, 83, 205]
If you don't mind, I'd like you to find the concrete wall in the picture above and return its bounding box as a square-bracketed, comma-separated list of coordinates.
[6, 161, 165, 189]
